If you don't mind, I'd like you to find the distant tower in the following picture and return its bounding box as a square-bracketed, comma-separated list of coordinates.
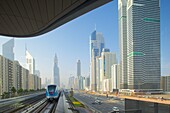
[25, 47, 35, 74]
[77, 60, 81, 78]
[53, 54, 60, 86]
[2, 38, 14, 61]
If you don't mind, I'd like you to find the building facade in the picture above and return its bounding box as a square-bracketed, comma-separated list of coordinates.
[53, 54, 60, 87]
[111, 64, 120, 90]
[68, 76, 75, 89]
[100, 49, 117, 92]
[90, 30, 105, 91]
[85, 76, 90, 90]
[119, 0, 160, 89]
[0, 55, 41, 96]
[118, 0, 128, 89]
[2, 39, 14, 61]
[77, 60, 81, 78]
[0, 55, 13, 95]
[22, 67, 29, 90]
[26, 50, 35, 74]
[13, 61, 22, 91]
[161, 76, 170, 92]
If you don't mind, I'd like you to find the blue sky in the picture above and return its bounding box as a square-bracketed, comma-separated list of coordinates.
[0, 0, 169, 86]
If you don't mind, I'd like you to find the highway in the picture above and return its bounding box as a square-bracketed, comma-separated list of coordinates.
[74, 92, 125, 113]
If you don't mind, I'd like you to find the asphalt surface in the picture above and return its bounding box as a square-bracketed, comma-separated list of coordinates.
[74, 92, 124, 113]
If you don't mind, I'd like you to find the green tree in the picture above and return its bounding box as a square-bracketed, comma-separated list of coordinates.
[24, 89, 28, 94]
[11, 87, 16, 96]
[17, 88, 23, 95]
[3, 92, 9, 98]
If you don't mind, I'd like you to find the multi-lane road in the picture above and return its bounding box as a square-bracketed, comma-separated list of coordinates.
[74, 92, 125, 113]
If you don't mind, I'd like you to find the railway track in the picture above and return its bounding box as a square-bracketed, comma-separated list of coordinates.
[0, 93, 61, 113]
[32, 100, 58, 113]
[0, 93, 45, 113]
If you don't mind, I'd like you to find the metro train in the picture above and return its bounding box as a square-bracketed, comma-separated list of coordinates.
[46, 84, 60, 101]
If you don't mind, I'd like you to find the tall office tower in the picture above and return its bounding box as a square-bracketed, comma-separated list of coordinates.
[126, 0, 160, 89]
[91, 48, 99, 91]
[100, 49, 117, 91]
[26, 49, 35, 74]
[2, 39, 14, 61]
[90, 31, 105, 59]
[118, 0, 128, 89]
[53, 54, 60, 87]
[90, 30, 105, 91]
[77, 60, 81, 77]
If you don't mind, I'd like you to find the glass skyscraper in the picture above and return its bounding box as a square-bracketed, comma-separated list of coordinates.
[119, 0, 160, 89]
[90, 30, 105, 91]
[2, 39, 14, 61]
[118, 0, 128, 89]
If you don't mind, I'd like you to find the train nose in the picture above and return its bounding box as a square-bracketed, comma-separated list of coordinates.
[49, 91, 54, 95]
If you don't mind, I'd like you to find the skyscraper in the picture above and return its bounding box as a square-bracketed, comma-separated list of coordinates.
[2, 39, 14, 61]
[118, 0, 128, 89]
[90, 30, 105, 91]
[90, 31, 105, 59]
[53, 54, 60, 87]
[100, 49, 117, 91]
[77, 60, 81, 77]
[26, 49, 35, 74]
[119, 0, 160, 89]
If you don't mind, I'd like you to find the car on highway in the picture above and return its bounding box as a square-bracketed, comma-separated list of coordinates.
[112, 106, 119, 112]
[92, 99, 102, 105]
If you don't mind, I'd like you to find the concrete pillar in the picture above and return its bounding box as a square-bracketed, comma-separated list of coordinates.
[154, 103, 158, 113]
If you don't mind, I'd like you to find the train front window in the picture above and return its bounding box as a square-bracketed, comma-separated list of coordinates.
[48, 85, 56, 93]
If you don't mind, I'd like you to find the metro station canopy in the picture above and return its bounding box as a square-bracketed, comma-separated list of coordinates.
[0, 0, 111, 38]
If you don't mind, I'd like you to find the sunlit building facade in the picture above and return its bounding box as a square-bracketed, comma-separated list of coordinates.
[100, 49, 117, 92]
[119, 0, 160, 89]
[118, 0, 128, 89]
[127, 0, 160, 89]
[26, 50, 35, 75]
[0, 55, 13, 95]
[161, 75, 170, 92]
[111, 64, 120, 90]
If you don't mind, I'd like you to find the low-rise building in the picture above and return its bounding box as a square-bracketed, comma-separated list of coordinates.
[111, 64, 120, 91]
[161, 75, 170, 92]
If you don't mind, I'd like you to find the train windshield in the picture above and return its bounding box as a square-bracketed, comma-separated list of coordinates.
[48, 85, 56, 93]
